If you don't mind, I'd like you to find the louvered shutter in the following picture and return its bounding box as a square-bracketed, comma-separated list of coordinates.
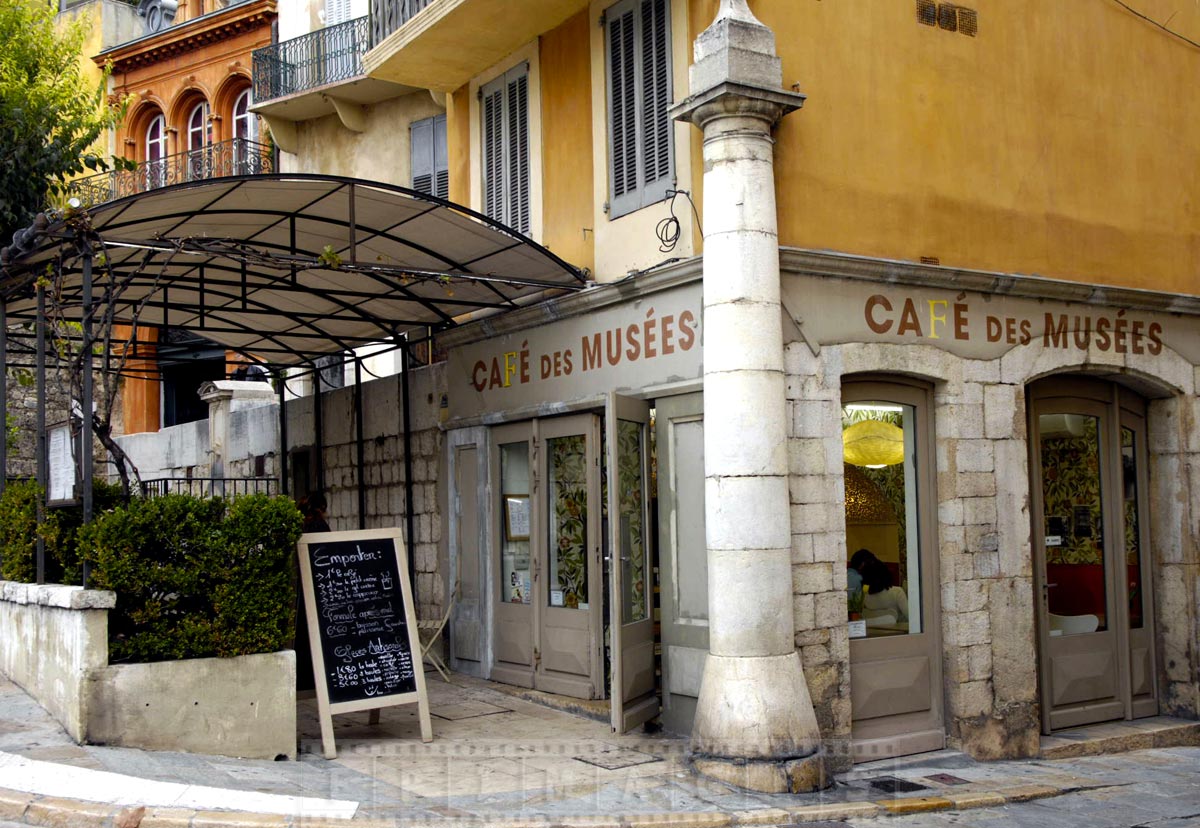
[605, 0, 672, 218]
[481, 63, 530, 233]
[433, 113, 449, 199]
[506, 68, 530, 234]
[640, 0, 672, 204]
[326, 0, 352, 24]
[481, 76, 505, 223]
[411, 116, 434, 196]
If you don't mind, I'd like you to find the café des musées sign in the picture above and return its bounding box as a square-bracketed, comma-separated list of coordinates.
[446, 280, 702, 420]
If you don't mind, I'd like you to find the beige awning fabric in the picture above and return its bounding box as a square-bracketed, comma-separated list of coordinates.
[0, 175, 585, 365]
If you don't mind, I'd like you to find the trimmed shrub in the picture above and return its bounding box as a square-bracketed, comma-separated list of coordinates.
[0, 479, 125, 584]
[80, 493, 302, 663]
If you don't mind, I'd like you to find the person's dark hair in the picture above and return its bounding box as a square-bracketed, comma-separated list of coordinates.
[306, 491, 327, 514]
[862, 558, 894, 594]
[849, 548, 878, 572]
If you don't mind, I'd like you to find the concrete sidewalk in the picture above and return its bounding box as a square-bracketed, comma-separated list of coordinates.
[0, 673, 1197, 828]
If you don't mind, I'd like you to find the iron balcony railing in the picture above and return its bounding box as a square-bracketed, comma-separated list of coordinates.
[369, 0, 433, 48]
[253, 15, 370, 102]
[141, 477, 278, 499]
[65, 138, 274, 206]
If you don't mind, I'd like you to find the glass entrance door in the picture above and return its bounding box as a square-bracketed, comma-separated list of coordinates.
[1029, 378, 1157, 731]
[489, 416, 603, 699]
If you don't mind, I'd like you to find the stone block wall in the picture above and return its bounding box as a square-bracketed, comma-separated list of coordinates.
[786, 324, 1200, 768]
[286, 363, 448, 622]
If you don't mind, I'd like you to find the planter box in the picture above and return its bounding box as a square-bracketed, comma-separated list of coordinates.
[0, 580, 297, 760]
[0, 581, 114, 743]
[86, 650, 297, 760]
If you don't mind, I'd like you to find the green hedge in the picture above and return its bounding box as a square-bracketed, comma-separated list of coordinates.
[0, 479, 125, 584]
[78, 493, 303, 663]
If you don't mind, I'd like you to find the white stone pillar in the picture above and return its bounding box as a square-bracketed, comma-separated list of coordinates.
[672, 0, 824, 793]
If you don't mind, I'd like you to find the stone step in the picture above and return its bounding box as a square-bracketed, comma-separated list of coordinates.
[1039, 716, 1200, 759]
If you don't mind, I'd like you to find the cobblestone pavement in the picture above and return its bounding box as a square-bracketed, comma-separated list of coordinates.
[1, 674, 1199, 827]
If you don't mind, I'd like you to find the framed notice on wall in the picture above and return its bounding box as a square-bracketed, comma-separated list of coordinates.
[297, 527, 432, 759]
[504, 494, 530, 541]
[47, 422, 77, 506]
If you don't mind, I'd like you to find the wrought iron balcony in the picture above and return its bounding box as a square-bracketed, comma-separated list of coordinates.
[369, 0, 433, 47]
[65, 138, 274, 206]
[253, 16, 370, 103]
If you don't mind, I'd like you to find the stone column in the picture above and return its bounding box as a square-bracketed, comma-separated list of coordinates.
[672, 0, 823, 793]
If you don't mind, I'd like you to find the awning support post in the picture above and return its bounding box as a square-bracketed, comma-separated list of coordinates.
[278, 368, 289, 496]
[313, 361, 325, 496]
[35, 285, 46, 585]
[401, 339, 415, 587]
[80, 246, 94, 588]
[354, 357, 366, 530]
[0, 302, 8, 499]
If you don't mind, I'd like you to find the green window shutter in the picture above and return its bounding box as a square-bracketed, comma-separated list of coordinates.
[640, 0, 672, 205]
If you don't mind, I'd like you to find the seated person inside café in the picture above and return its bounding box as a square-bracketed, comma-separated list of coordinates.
[862, 556, 908, 625]
[847, 548, 876, 596]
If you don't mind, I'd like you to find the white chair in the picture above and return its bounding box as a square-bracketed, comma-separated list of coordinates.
[417, 580, 458, 683]
[864, 613, 897, 627]
[1048, 613, 1099, 636]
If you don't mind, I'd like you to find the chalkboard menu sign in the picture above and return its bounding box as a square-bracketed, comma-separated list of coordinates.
[297, 528, 432, 758]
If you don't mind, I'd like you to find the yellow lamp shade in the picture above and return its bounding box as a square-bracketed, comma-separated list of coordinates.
[842, 420, 904, 467]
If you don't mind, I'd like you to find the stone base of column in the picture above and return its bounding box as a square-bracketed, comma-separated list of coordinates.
[691, 752, 826, 794]
[689, 652, 829, 793]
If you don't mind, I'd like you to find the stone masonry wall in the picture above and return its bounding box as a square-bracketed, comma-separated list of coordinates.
[786, 316, 1200, 770]
[286, 364, 447, 622]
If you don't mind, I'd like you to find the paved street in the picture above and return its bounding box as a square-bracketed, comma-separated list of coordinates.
[850, 760, 1200, 828]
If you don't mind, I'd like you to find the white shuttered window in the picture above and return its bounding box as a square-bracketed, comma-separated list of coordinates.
[481, 63, 531, 235]
[606, 0, 672, 219]
[411, 114, 449, 200]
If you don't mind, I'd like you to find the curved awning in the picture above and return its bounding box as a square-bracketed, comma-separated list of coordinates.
[0, 174, 586, 366]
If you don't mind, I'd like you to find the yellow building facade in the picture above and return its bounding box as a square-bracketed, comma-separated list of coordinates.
[253, 0, 1200, 777]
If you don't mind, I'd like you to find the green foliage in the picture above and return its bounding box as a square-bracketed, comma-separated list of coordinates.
[0, 478, 124, 583]
[80, 494, 303, 663]
[0, 0, 122, 242]
[0, 480, 39, 583]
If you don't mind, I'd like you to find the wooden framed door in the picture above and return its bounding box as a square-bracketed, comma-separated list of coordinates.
[606, 393, 657, 732]
[491, 422, 536, 688]
[843, 379, 944, 762]
[655, 392, 708, 735]
[536, 415, 603, 698]
[1029, 378, 1157, 731]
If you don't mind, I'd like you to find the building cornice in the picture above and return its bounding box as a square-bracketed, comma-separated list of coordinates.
[439, 248, 1200, 350]
[779, 248, 1200, 317]
[95, 0, 276, 74]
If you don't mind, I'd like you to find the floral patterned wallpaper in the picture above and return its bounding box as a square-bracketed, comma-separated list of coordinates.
[549, 435, 588, 608]
[1039, 416, 1104, 566]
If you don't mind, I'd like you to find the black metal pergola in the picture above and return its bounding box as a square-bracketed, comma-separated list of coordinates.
[0, 174, 586, 586]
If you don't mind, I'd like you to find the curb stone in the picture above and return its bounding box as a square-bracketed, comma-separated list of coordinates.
[0, 778, 1085, 828]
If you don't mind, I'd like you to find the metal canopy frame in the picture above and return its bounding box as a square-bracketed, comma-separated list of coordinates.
[0, 174, 586, 587]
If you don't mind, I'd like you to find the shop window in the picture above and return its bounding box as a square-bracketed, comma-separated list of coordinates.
[500, 441, 532, 605]
[604, 0, 673, 219]
[410, 114, 448, 200]
[481, 63, 530, 234]
[842, 392, 925, 638]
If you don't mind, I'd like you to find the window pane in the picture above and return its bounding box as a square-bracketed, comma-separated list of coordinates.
[1122, 426, 1143, 629]
[548, 434, 588, 609]
[843, 400, 921, 639]
[1039, 413, 1107, 635]
[500, 442, 531, 605]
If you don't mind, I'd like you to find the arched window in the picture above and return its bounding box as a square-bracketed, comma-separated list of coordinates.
[186, 101, 211, 180]
[231, 89, 259, 175]
[233, 89, 256, 142]
[144, 113, 168, 189]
